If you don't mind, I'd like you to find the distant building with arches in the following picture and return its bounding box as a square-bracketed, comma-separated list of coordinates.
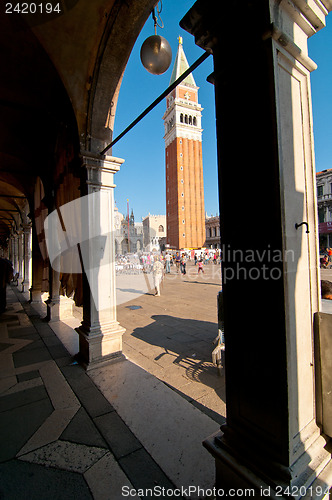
[114, 204, 143, 255]
[205, 215, 221, 249]
[142, 214, 167, 252]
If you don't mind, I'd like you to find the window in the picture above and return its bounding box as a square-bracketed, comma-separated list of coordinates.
[317, 185, 323, 197]
[159, 225, 164, 232]
[180, 114, 183, 123]
[318, 207, 325, 223]
[193, 117, 197, 126]
[189, 116, 192, 125]
[182, 220, 185, 224]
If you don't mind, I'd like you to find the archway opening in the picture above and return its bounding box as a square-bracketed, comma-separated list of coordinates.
[109, 1, 224, 423]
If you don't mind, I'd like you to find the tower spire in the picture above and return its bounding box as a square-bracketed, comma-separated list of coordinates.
[169, 38, 196, 87]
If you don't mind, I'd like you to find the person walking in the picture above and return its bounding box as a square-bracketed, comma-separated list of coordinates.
[153, 256, 164, 296]
[175, 252, 181, 274]
[181, 253, 187, 275]
[328, 247, 332, 266]
[198, 258, 204, 275]
[165, 252, 171, 274]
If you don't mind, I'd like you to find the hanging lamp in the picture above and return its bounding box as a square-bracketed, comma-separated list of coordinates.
[140, 2, 172, 75]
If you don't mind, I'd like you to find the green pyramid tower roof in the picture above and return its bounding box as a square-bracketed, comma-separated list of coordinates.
[169, 37, 196, 87]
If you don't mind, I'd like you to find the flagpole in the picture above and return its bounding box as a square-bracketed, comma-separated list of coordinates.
[127, 199, 130, 254]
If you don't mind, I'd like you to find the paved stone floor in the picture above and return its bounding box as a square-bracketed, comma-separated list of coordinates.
[0, 264, 222, 499]
[1, 264, 331, 499]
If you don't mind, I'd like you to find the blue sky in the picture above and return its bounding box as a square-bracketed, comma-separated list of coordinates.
[308, 15, 332, 173]
[113, 1, 332, 221]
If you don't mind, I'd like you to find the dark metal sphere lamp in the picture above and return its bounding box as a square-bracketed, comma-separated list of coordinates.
[140, 2, 172, 75]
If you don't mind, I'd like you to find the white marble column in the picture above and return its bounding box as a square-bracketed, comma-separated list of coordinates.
[76, 152, 125, 369]
[181, 0, 332, 495]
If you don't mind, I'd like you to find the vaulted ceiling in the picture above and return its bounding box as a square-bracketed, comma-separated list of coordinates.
[0, 0, 157, 242]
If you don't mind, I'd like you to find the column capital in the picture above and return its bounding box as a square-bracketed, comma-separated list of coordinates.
[180, 0, 332, 51]
[80, 150, 125, 191]
[21, 224, 32, 234]
[80, 150, 125, 173]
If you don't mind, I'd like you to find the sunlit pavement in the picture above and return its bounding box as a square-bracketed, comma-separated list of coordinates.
[117, 261, 226, 423]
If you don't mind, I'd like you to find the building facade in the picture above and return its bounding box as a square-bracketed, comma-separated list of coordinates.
[142, 214, 166, 253]
[317, 168, 332, 248]
[205, 215, 221, 249]
[114, 205, 143, 255]
[163, 38, 205, 250]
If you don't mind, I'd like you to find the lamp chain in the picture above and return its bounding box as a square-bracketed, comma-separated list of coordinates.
[152, 0, 164, 35]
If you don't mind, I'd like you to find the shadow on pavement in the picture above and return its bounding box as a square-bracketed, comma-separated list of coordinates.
[130, 314, 226, 424]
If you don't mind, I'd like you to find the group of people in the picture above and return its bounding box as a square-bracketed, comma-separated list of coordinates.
[164, 251, 208, 276]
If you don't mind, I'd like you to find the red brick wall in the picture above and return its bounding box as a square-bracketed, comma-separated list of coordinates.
[166, 136, 205, 249]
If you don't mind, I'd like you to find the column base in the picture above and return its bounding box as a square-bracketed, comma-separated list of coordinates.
[76, 321, 126, 371]
[45, 297, 60, 322]
[29, 288, 42, 304]
[21, 280, 30, 293]
[204, 430, 332, 498]
[59, 296, 75, 319]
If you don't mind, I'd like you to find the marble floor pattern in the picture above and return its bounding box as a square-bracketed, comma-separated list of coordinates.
[0, 287, 218, 499]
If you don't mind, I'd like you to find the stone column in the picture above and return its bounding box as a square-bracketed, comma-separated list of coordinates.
[21, 224, 32, 293]
[12, 233, 19, 275]
[17, 229, 24, 287]
[181, 0, 332, 495]
[45, 268, 61, 322]
[76, 152, 125, 369]
[8, 235, 14, 267]
[29, 223, 43, 304]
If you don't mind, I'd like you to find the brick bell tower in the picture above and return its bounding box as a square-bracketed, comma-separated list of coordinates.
[163, 37, 205, 250]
